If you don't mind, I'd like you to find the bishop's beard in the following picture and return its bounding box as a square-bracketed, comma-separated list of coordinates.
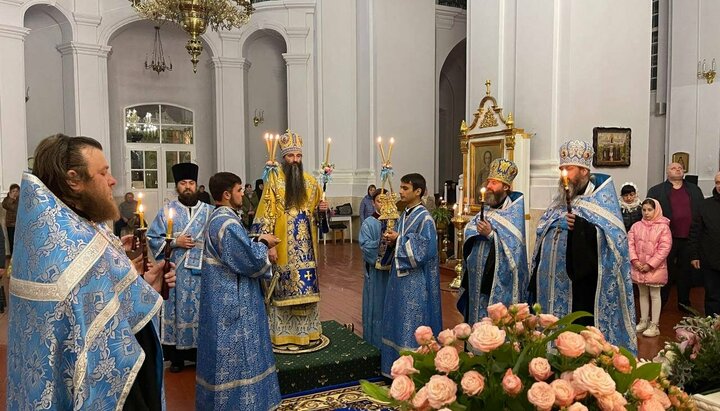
[178, 189, 199, 207]
[282, 160, 307, 209]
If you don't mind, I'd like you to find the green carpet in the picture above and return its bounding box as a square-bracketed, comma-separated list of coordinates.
[275, 321, 381, 395]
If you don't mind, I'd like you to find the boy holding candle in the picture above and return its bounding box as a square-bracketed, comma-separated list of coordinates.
[379, 173, 442, 377]
[457, 158, 529, 324]
[147, 162, 214, 372]
[529, 140, 636, 353]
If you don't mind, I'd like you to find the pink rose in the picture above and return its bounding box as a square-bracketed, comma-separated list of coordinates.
[526, 315, 539, 329]
[567, 403, 589, 411]
[434, 346, 460, 374]
[453, 323, 472, 339]
[468, 323, 506, 353]
[555, 331, 586, 358]
[562, 371, 588, 400]
[513, 322, 525, 335]
[596, 391, 627, 411]
[527, 382, 556, 411]
[612, 354, 632, 374]
[585, 337, 604, 357]
[630, 380, 654, 401]
[425, 375, 458, 409]
[411, 386, 430, 411]
[461, 370, 485, 396]
[510, 303, 531, 320]
[389, 375, 415, 401]
[437, 329, 456, 346]
[550, 379, 575, 407]
[538, 313, 559, 327]
[652, 388, 671, 409]
[415, 326, 434, 345]
[390, 355, 419, 378]
[528, 357, 553, 381]
[639, 398, 666, 411]
[572, 364, 616, 397]
[472, 318, 493, 332]
[502, 369, 523, 396]
[582, 326, 606, 343]
[487, 302, 509, 322]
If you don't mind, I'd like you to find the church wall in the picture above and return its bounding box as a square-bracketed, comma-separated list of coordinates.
[24, 8, 67, 154]
[107, 20, 215, 197]
[373, 0, 437, 195]
[667, 0, 720, 194]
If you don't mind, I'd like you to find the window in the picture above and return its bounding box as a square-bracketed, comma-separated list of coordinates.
[125, 104, 193, 145]
[651, 0, 659, 91]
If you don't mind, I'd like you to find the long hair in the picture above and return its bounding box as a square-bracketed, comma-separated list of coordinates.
[32, 133, 102, 204]
[281, 160, 307, 209]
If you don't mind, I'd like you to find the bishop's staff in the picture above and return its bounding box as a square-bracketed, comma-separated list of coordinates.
[261, 132, 281, 307]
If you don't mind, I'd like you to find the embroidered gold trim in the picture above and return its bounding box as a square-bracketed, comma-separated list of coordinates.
[116, 351, 146, 411]
[271, 294, 321, 306]
[271, 332, 322, 346]
[10, 235, 107, 301]
[196, 365, 277, 392]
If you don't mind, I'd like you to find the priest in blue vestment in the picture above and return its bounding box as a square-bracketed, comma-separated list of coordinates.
[196, 172, 281, 410]
[457, 158, 529, 324]
[530, 140, 637, 353]
[359, 189, 393, 348]
[7, 134, 175, 410]
[148, 162, 214, 372]
[380, 173, 442, 376]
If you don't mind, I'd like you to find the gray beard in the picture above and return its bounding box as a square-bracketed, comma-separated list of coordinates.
[282, 160, 307, 209]
[485, 191, 507, 208]
[554, 179, 581, 206]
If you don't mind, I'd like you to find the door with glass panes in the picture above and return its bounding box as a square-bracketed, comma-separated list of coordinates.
[125, 104, 195, 222]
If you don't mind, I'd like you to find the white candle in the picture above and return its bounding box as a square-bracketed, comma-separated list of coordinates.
[458, 186, 463, 211]
[444, 183, 448, 201]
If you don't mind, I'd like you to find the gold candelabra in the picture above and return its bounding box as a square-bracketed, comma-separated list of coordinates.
[448, 213, 471, 289]
[376, 137, 399, 230]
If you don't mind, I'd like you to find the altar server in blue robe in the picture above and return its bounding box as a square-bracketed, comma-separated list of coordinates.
[457, 158, 529, 324]
[7, 134, 176, 410]
[196, 172, 281, 410]
[148, 162, 214, 372]
[359, 188, 393, 348]
[380, 173, 442, 376]
[530, 140, 637, 353]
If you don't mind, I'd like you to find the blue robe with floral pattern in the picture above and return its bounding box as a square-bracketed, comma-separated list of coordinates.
[359, 215, 392, 348]
[148, 200, 213, 349]
[196, 206, 280, 411]
[458, 191, 529, 324]
[7, 173, 164, 410]
[532, 174, 637, 353]
[381, 205, 442, 376]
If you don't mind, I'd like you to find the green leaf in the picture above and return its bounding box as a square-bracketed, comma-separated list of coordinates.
[633, 362, 662, 381]
[550, 311, 593, 329]
[359, 380, 392, 402]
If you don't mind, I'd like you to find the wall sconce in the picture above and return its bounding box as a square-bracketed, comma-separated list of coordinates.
[697, 58, 716, 84]
[253, 109, 264, 127]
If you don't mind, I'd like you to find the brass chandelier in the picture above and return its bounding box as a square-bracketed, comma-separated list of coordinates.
[132, 0, 254, 72]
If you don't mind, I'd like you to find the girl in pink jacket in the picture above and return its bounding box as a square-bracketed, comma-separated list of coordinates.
[628, 198, 672, 337]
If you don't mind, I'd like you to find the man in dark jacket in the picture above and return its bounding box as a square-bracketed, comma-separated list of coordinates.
[689, 171, 720, 316]
[647, 162, 705, 313]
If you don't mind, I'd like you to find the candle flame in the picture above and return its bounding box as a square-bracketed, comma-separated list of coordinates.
[137, 192, 143, 199]
[327, 137, 332, 144]
[138, 204, 144, 213]
[377, 136, 382, 143]
[389, 137, 394, 144]
[168, 208, 174, 219]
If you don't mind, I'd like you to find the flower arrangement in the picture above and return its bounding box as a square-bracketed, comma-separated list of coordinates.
[320, 161, 335, 185]
[654, 315, 720, 394]
[361, 303, 694, 410]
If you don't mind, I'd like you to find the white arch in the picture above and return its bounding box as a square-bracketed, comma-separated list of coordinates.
[21, 1, 75, 42]
[98, 7, 220, 57]
[239, 21, 290, 56]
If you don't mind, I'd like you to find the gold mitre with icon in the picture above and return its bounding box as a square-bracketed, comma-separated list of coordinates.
[487, 158, 518, 186]
[279, 130, 303, 156]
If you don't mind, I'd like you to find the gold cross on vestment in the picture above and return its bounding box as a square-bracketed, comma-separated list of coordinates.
[304, 272, 313, 281]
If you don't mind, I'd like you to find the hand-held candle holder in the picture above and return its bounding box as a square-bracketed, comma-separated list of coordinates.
[133, 226, 149, 274]
[448, 212, 471, 289]
[160, 237, 172, 300]
[561, 169, 572, 213]
[480, 187, 487, 221]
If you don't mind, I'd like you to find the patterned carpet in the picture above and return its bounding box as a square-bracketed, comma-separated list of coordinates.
[278, 382, 392, 411]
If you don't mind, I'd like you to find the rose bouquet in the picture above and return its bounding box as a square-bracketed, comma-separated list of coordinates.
[654, 315, 720, 394]
[361, 303, 694, 410]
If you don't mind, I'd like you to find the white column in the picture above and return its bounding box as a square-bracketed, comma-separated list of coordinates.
[282, 53, 314, 166]
[212, 57, 249, 178]
[56, 42, 112, 156]
[0, 24, 30, 191]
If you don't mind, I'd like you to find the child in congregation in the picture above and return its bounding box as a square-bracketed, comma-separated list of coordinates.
[620, 182, 643, 232]
[628, 198, 672, 337]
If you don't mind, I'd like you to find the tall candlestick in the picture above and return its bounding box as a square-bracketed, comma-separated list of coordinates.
[480, 187, 486, 202]
[324, 137, 332, 164]
[167, 208, 174, 238]
[387, 137, 395, 161]
[444, 182, 448, 201]
[271, 134, 279, 160]
[458, 186, 463, 212]
[377, 137, 387, 163]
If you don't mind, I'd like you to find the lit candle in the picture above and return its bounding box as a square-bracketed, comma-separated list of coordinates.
[480, 187, 487, 203]
[138, 204, 145, 228]
[453, 203, 458, 216]
[561, 169, 569, 188]
[377, 137, 386, 163]
[713, 58, 716, 71]
[271, 134, 279, 160]
[324, 137, 332, 164]
[167, 208, 174, 238]
[264, 133, 271, 159]
[444, 182, 448, 201]
[458, 186, 463, 212]
[137, 192, 143, 209]
[387, 137, 395, 161]
[463, 204, 469, 215]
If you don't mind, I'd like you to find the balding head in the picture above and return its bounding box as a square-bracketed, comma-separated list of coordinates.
[667, 162, 684, 182]
[714, 171, 720, 193]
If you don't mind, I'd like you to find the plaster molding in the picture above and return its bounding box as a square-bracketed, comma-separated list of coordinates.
[72, 12, 101, 27]
[286, 26, 310, 38]
[210, 56, 249, 70]
[282, 53, 309, 66]
[436, 5, 466, 30]
[0, 24, 29, 41]
[57, 41, 111, 57]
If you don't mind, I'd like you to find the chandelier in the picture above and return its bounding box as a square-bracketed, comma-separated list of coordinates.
[146, 26, 173, 74]
[132, 0, 254, 73]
